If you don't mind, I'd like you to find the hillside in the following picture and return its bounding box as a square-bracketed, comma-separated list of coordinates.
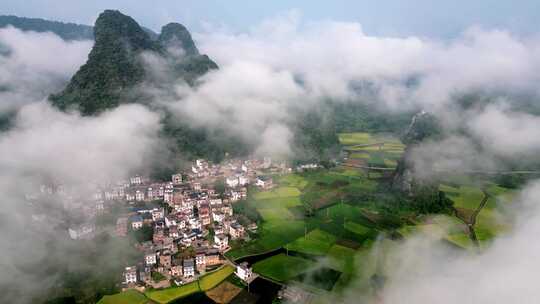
[49, 10, 217, 115]
[0, 15, 93, 40]
[47, 10, 337, 165]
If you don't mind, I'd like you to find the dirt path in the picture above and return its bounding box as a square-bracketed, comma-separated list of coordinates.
[455, 189, 490, 248]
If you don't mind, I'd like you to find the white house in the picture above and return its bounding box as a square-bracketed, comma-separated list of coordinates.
[196, 159, 208, 169]
[256, 176, 273, 189]
[125, 191, 136, 201]
[239, 175, 249, 186]
[124, 266, 138, 284]
[212, 211, 225, 223]
[131, 215, 143, 230]
[165, 215, 177, 228]
[214, 225, 225, 235]
[68, 223, 95, 240]
[169, 226, 180, 239]
[157, 186, 165, 197]
[226, 177, 239, 188]
[145, 252, 157, 266]
[235, 263, 253, 282]
[229, 190, 241, 202]
[172, 173, 182, 184]
[183, 259, 195, 277]
[214, 234, 229, 251]
[146, 187, 155, 200]
[152, 208, 165, 221]
[189, 218, 202, 230]
[229, 223, 245, 240]
[195, 253, 206, 267]
[135, 190, 145, 201]
[164, 189, 174, 203]
[130, 175, 143, 185]
[209, 198, 222, 206]
[221, 205, 233, 216]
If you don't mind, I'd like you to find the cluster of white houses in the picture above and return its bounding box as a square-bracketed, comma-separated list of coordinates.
[31, 157, 285, 286]
[117, 158, 280, 286]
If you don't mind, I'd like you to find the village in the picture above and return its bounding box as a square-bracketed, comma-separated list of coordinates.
[47, 157, 296, 291]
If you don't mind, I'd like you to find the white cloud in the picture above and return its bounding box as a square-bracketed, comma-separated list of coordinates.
[196, 17, 540, 113]
[468, 103, 540, 157]
[0, 27, 92, 113]
[1, 102, 162, 184]
[0, 102, 163, 302]
[377, 180, 540, 304]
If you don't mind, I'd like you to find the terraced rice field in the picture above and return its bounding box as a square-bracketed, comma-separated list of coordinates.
[145, 265, 235, 304]
[339, 132, 405, 169]
[97, 290, 149, 304]
[286, 229, 337, 255]
[252, 253, 315, 282]
[146, 281, 201, 304]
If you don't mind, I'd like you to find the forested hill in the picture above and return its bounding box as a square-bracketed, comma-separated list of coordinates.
[0, 15, 93, 40]
[49, 10, 217, 115]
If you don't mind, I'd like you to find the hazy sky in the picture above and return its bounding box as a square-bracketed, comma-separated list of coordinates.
[2, 0, 540, 37]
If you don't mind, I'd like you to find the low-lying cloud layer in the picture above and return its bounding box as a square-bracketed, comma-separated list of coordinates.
[372, 180, 540, 304]
[0, 26, 92, 113]
[197, 13, 540, 112]
[143, 13, 540, 161]
[2, 12, 540, 303]
[2, 102, 162, 185]
[0, 102, 163, 302]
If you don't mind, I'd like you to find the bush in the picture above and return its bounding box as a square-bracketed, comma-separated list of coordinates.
[152, 271, 166, 282]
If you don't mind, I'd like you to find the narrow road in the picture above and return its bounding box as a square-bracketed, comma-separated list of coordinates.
[455, 189, 490, 249]
[340, 164, 395, 171]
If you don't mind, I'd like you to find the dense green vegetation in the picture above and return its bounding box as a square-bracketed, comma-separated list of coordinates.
[41, 9, 339, 166]
[286, 229, 337, 255]
[146, 281, 200, 304]
[332, 101, 413, 134]
[50, 10, 188, 114]
[129, 225, 154, 243]
[158, 23, 199, 56]
[0, 15, 93, 40]
[198, 265, 235, 290]
[252, 253, 315, 282]
[290, 108, 341, 164]
[145, 265, 234, 304]
[49, 10, 218, 115]
[224, 130, 520, 297]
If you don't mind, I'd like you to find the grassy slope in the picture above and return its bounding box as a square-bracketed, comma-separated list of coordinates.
[252, 253, 315, 282]
[327, 244, 356, 273]
[340, 132, 404, 169]
[145, 265, 234, 304]
[97, 290, 149, 304]
[286, 229, 337, 255]
[227, 183, 306, 259]
[199, 265, 235, 291]
[146, 282, 200, 304]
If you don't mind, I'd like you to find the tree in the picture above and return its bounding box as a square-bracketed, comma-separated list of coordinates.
[130, 225, 153, 243]
[214, 179, 226, 198]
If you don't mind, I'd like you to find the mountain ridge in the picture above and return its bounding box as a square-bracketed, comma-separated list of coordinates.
[0, 14, 160, 41]
[0, 14, 93, 40]
[49, 10, 217, 115]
